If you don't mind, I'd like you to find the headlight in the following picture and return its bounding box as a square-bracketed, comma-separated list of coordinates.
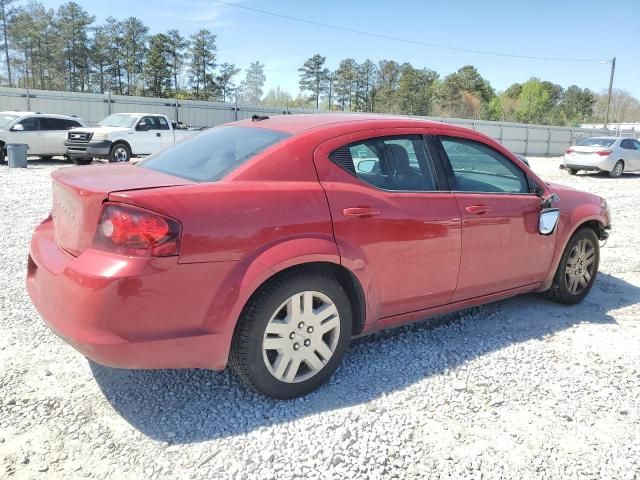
[601, 197, 611, 223]
[92, 132, 109, 141]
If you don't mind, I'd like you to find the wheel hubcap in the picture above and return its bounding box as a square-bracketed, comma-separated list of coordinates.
[262, 291, 340, 384]
[565, 239, 596, 295]
[615, 163, 622, 175]
[114, 148, 128, 162]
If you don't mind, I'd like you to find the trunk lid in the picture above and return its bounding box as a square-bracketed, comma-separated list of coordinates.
[51, 164, 193, 256]
[570, 146, 611, 154]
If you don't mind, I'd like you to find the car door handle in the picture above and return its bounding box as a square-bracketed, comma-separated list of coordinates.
[343, 207, 381, 218]
[156, 132, 161, 137]
[465, 205, 492, 215]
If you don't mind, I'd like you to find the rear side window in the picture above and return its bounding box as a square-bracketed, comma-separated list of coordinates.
[329, 135, 438, 191]
[441, 137, 528, 194]
[620, 139, 634, 150]
[40, 117, 69, 130]
[139, 126, 290, 182]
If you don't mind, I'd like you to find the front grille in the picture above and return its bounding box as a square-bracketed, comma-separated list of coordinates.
[67, 131, 93, 144]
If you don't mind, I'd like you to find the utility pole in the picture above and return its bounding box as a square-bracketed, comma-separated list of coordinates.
[604, 57, 616, 129]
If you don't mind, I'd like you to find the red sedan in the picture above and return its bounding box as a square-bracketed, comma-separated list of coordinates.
[27, 114, 611, 398]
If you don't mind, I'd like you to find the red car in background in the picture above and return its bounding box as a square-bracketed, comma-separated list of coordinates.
[27, 114, 611, 398]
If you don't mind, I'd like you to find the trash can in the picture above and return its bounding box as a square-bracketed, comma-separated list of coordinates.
[7, 143, 28, 168]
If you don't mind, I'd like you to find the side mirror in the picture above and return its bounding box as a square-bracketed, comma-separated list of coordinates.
[11, 124, 24, 131]
[539, 208, 560, 235]
[136, 123, 150, 131]
[356, 159, 377, 173]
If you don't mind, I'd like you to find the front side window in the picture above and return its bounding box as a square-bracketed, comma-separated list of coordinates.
[441, 137, 528, 194]
[330, 135, 437, 191]
[137, 117, 156, 130]
[17, 117, 39, 131]
[139, 126, 290, 182]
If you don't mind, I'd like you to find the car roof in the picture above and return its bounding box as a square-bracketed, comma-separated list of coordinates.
[0, 111, 80, 119]
[230, 113, 470, 136]
[109, 113, 164, 116]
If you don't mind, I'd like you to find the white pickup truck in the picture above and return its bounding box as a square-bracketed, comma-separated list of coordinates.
[65, 113, 201, 164]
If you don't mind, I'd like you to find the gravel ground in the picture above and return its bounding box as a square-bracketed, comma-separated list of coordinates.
[1, 157, 639, 480]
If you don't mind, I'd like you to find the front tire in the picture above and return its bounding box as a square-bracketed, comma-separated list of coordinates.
[230, 270, 352, 399]
[609, 160, 624, 178]
[109, 142, 131, 163]
[74, 157, 93, 165]
[544, 227, 599, 305]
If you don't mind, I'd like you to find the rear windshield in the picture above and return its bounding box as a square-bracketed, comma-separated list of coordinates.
[575, 138, 615, 147]
[138, 126, 290, 182]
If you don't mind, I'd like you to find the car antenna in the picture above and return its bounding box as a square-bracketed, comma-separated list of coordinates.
[251, 115, 269, 122]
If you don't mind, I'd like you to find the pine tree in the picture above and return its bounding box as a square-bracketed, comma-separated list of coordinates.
[239, 61, 265, 104]
[298, 54, 329, 109]
[188, 29, 217, 99]
[166, 29, 189, 94]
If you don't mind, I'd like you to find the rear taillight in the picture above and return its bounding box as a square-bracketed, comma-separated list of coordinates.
[596, 150, 612, 156]
[92, 203, 181, 257]
[566, 148, 574, 154]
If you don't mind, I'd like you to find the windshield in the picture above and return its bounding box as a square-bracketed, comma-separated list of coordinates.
[139, 126, 290, 182]
[576, 138, 616, 147]
[0, 114, 19, 129]
[98, 114, 138, 128]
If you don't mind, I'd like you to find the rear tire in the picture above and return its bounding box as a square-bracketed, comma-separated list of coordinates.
[109, 142, 131, 163]
[230, 270, 352, 399]
[609, 160, 624, 178]
[544, 227, 599, 305]
[566, 167, 577, 175]
[74, 157, 93, 165]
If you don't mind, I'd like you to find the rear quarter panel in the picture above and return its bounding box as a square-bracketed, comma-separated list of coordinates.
[110, 138, 340, 359]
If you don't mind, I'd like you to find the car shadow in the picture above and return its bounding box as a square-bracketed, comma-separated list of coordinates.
[90, 272, 638, 444]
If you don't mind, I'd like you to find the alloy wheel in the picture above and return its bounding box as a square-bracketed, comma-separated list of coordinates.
[564, 238, 596, 295]
[262, 291, 341, 384]
[613, 162, 623, 176]
[113, 147, 129, 162]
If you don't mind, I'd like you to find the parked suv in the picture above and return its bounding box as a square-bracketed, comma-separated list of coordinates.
[0, 111, 87, 161]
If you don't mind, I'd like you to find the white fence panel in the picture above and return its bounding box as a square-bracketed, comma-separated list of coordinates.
[0, 86, 628, 155]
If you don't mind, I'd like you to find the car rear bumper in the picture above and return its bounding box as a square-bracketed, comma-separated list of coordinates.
[65, 140, 112, 159]
[26, 217, 232, 370]
[562, 155, 614, 172]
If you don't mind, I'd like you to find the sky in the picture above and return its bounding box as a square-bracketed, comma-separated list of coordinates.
[38, 0, 640, 98]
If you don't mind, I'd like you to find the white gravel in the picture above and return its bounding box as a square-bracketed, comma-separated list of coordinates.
[1, 157, 639, 480]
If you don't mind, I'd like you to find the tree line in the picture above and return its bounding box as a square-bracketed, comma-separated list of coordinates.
[295, 54, 640, 125]
[0, 0, 265, 103]
[0, 0, 638, 126]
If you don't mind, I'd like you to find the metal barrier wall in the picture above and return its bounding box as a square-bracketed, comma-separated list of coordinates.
[0, 86, 619, 155]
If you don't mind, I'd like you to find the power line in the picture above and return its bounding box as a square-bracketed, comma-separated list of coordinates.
[211, 0, 607, 63]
